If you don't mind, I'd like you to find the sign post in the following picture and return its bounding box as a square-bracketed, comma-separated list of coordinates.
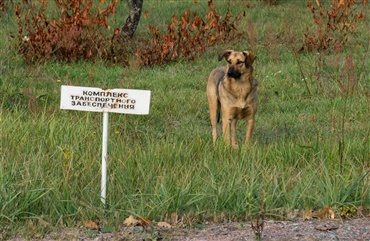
[60, 85, 151, 206]
[101, 111, 109, 205]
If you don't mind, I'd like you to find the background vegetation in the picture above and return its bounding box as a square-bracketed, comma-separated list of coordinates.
[1, 0, 369, 238]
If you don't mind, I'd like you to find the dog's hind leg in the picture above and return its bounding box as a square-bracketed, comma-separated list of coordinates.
[207, 97, 219, 143]
[216, 101, 221, 123]
[210, 109, 218, 143]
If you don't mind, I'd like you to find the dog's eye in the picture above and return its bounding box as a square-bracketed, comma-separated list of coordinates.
[227, 60, 232, 65]
[237, 61, 245, 65]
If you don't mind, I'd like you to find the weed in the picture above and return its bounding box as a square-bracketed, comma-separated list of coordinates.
[338, 53, 356, 97]
[246, 19, 256, 52]
[339, 205, 357, 218]
[266, 25, 279, 62]
[249, 194, 266, 241]
[302, 0, 367, 52]
[293, 47, 312, 96]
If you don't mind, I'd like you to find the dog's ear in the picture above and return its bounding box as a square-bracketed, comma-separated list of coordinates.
[218, 50, 233, 61]
[243, 51, 257, 66]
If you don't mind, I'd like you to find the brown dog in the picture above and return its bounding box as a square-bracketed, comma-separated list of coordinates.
[206, 50, 257, 148]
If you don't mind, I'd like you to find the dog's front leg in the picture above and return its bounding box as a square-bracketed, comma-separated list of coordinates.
[222, 114, 231, 146]
[222, 116, 238, 148]
[245, 118, 255, 144]
[230, 119, 238, 148]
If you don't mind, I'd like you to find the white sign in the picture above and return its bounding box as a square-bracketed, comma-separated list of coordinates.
[60, 85, 151, 207]
[60, 85, 151, 114]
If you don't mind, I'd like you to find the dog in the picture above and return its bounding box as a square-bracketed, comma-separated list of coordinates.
[206, 50, 257, 148]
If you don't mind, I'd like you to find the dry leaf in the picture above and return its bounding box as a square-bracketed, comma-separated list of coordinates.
[328, 209, 335, 219]
[356, 13, 365, 20]
[339, 0, 345, 7]
[312, 206, 335, 219]
[158, 221, 172, 229]
[123, 215, 138, 226]
[136, 216, 151, 226]
[84, 220, 99, 230]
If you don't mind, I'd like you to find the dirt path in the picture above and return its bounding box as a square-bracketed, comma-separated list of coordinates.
[168, 218, 370, 240]
[6, 218, 370, 241]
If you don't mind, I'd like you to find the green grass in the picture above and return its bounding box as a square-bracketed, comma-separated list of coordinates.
[1, 0, 370, 236]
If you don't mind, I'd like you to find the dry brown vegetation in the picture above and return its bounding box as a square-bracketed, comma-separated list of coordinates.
[13, 0, 368, 66]
[135, 1, 245, 66]
[14, 0, 246, 66]
[15, 0, 122, 64]
[302, 0, 367, 52]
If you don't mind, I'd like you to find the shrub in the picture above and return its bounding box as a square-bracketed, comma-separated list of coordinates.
[14, 0, 246, 67]
[14, 0, 126, 64]
[135, 0, 246, 66]
[302, 0, 367, 52]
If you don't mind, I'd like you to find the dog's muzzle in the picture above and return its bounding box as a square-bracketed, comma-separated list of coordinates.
[227, 66, 242, 79]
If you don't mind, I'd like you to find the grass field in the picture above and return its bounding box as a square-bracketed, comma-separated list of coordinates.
[1, 0, 370, 236]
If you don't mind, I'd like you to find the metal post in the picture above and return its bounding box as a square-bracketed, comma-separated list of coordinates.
[101, 111, 109, 206]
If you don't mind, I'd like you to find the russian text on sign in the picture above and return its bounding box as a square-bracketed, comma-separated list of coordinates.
[60, 85, 151, 114]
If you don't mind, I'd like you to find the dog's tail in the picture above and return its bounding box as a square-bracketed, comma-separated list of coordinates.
[216, 78, 222, 123]
[217, 100, 221, 123]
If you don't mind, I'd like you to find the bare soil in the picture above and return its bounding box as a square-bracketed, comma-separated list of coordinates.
[5, 218, 370, 241]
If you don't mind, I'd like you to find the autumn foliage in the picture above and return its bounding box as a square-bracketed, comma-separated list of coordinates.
[135, 0, 245, 66]
[14, 0, 245, 66]
[302, 0, 367, 52]
[15, 0, 125, 64]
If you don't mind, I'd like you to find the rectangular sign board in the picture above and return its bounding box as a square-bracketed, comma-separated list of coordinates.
[60, 85, 151, 114]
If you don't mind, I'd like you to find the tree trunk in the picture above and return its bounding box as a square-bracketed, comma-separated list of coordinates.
[121, 0, 143, 38]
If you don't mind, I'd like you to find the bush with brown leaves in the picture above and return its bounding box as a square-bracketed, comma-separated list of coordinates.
[15, 0, 246, 67]
[135, 0, 246, 66]
[15, 0, 128, 64]
[302, 0, 367, 52]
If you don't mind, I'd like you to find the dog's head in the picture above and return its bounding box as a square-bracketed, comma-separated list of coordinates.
[218, 50, 256, 79]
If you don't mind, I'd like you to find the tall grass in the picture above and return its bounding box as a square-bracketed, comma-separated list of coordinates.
[1, 0, 370, 235]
